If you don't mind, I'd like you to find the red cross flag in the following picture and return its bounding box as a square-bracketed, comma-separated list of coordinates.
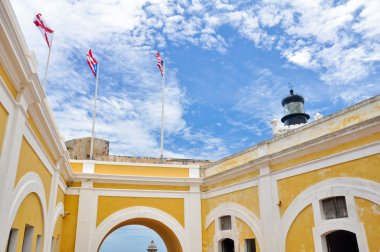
[33, 13, 54, 47]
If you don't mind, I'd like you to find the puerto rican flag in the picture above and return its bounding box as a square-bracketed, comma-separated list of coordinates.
[155, 51, 164, 77]
[86, 49, 98, 77]
[33, 13, 54, 48]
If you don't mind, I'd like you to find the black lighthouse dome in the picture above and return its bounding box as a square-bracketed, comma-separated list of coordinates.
[281, 89, 310, 126]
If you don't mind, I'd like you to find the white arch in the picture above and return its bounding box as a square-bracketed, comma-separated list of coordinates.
[280, 177, 380, 252]
[8, 172, 48, 228]
[205, 202, 264, 252]
[90, 206, 188, 252]
[51, 202, 64, 234]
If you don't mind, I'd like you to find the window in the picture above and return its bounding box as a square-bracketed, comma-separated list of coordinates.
[245, 239, 256, 252]
[6, 229, 18, 252]
[35, 235, 42, 252]
[220, 216, 232, 230]
[322, 196, 348, 220]
[22, 225, 34, 252]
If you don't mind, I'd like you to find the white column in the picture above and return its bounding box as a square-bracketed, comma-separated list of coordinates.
[0, 91, 28, 251]
[185, 185, 202, 252]
[74, 182, 98, 252]
[258, 167, 281, 252]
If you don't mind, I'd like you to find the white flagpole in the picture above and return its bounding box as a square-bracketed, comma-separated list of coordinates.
[160, 66, 165, 164]
[90, 63, 100, 160]
[43, 34, 54, 90]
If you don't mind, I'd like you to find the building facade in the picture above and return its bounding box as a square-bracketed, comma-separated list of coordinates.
[0, 1, 380, 252]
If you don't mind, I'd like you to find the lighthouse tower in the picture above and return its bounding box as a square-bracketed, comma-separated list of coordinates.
[147, 240, 158, 252]
[281, 88, 310, 126]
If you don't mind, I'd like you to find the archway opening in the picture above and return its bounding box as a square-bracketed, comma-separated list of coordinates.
[325, 230, 359, 252]
[220, 238, 235, 252]
[99, 225, 166, 252]
[98, 218, 182, 252]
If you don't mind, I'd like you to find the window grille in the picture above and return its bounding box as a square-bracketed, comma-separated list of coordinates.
[322, 196, 348, 219]
[220, 216, 232, 230]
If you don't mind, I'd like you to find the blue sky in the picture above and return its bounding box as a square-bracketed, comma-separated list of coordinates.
[99, 225, 167, 252]
[10, 0, 380, 250]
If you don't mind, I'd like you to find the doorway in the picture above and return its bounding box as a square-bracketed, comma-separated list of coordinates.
[221, 238, 235, 252]
[325, 230, 359, 252]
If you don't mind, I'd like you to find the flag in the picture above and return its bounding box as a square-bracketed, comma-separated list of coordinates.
[86, 49, 98, 77]
[33, 13, 54, 48]
[155, 51, 164, 76]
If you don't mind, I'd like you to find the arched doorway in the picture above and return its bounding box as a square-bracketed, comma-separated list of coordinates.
[325, 230, 359, 252]
[99, 225, 167, 251]
[220, 238, 235, 252]
[96, 218, 184, 252]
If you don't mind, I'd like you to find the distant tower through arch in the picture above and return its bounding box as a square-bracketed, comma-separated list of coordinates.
[147, 240, 158, 252]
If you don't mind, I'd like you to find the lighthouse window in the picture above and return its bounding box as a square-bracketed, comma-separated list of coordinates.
[220, 216, 232, 230]
[284, 102, 304, 115]
[322, 196, 348, 219]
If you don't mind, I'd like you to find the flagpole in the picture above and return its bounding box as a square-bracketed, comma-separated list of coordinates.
[42, 34, 53, 90]
[90, 63, 99, 160]
[160, 67, 165, 164]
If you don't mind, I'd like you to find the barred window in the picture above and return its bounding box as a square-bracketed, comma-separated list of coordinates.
[322, 196, 348, 220]
[220, 216, 232, 230]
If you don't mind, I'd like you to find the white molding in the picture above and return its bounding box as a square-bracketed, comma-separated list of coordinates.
[90, 206, 188, 252]
[273, 141, 380, 181]
[82, 162, 95, 173]
[280, 178, 379, 252]
[51, 202, 64, 233]
[67, 188, 188, 198]
[205, 203, 264, 252]
[201, 178, 258, 199]
[8, 172, 48, 226]
[70, 159, 199, 169]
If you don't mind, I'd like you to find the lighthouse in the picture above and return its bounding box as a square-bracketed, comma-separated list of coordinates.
[147, 240, 158, 252]
[281, 88, 310, 126]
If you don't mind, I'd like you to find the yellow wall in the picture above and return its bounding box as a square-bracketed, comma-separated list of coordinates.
[202, 187, 260, 219]
[27, 116, 56, 164]
[271, 132, 380, 172]
[0, 103, 8, 154]
[94, 164, 189, 177]
[60, 195, 79, 252]
[202, 170, 259, 191]
[97, 196, 185, 227]
[70, 163, 83, 173]
[11, 193, 44, 252]
[202, 221, 215, 252]
[277, 154, 380, 215]
[15, 137, 52, 208]
[56, 186, 65, 206]
[93, 183, 189, 191]
[0, 61, 17, 99]
[355, 197, 380, 252]
[236, 217, 260, 252]
[286, 204, 315, 252]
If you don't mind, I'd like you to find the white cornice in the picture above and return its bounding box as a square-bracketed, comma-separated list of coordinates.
[69, 173, 202, 186]
[70, 159, 199, 169]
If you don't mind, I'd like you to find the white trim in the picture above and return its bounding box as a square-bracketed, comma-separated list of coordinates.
[273, 141, 380, 180]
[201, 179, 258, 199]
[67, 188, 188, 198]
[70, 159, 199, 169]
[8, 172, 48, 226]
[82, 162, 94, 173]
[52, 202, 64, 229]
[205, 203, 264, 252]
[280, 178, 379, 252]
[91, 206, 188, 252]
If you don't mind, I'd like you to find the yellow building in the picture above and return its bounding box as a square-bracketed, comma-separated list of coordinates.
[0, 1, 379, 252]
